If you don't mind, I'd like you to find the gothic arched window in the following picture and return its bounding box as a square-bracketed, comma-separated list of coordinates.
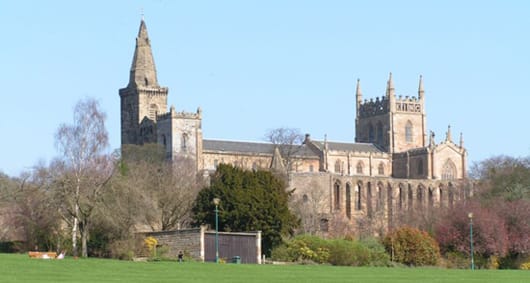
[356, 161, 364, 174]
[441, 159, 457, 180]
[417, 159, 424, 175]
[334, 160, 341, 173]
[405, 121, 413, 143]
[334, 181, 341, 210]
[368, 124, 375, 142]
[346, 183, 352, 219]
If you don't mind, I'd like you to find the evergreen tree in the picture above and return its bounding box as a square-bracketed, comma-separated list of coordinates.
[192, 164, 298, 255]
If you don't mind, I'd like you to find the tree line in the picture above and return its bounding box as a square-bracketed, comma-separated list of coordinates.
[0, 98, 528, 268]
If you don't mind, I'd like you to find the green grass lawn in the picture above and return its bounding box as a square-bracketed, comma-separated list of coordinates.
[0, 253, 527, 283]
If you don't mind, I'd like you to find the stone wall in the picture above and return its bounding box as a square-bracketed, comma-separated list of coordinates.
[140, 227, 205, 259]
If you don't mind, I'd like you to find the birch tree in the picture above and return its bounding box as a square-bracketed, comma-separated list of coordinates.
[54, 98, 113, 257]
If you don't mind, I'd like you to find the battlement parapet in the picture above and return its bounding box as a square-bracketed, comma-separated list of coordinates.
[157, 106, 202, 121]
[358, 96, 389, 118]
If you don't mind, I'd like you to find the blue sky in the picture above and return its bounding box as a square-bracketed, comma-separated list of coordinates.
[1, 0, 529, 176]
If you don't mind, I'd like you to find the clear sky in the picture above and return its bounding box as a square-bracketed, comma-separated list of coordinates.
[1, 0, 529, 176]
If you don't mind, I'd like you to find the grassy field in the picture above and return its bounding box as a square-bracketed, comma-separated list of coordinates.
[0, 253, 527, 283]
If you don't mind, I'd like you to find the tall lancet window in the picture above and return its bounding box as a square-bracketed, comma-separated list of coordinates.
[376, 121, 383, 144]
[181, 133, 188, 152]
[405, 121, 413, 143]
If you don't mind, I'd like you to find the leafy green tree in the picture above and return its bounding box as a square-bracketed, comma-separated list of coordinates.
[192, 164, 298, 255]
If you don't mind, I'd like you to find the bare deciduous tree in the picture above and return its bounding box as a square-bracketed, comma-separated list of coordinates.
[116, 144, 201, 231]
[265, 128, 304, 171]
[54, 98, 113, 257]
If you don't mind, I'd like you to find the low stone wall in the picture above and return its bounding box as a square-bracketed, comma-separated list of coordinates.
[138, 227, 205, 259]
[137, 227, 262, 263]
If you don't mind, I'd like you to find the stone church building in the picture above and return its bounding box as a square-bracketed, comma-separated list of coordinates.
[120, 20, 469, 234]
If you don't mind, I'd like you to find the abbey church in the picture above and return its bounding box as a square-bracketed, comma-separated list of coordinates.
[120, 20, 469, 233]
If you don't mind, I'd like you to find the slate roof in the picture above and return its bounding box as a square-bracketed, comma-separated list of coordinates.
[203, 139, 319, 158]
[310, 140, 384, 153]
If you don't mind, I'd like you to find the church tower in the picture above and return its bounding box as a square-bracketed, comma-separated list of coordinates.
[119, 19, 168, 145]
[355, 74, 427, 153]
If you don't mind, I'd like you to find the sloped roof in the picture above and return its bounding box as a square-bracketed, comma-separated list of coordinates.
[310, 140, 383, 153]
[203, 139, 319, 158]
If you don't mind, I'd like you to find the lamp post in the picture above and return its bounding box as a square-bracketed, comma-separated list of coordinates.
[213, 198, 220, 263]
[468, 212, 475, 270]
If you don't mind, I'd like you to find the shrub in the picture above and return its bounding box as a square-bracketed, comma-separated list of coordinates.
[520, 261, 530, 270]
[383, 226, 440, 266]
[271, 235, 390, 266]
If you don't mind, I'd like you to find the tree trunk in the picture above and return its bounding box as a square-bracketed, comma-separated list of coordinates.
[72, 203, 78, 257]
[81, 219, 89, 258]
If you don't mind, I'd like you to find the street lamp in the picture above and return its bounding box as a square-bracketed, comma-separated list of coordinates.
[213, 198, 220, 263]
[468, 212, 475, 270]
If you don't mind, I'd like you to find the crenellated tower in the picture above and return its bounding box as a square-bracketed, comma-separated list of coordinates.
[355, 73, 427, 153]
[119, 19, 168, 145]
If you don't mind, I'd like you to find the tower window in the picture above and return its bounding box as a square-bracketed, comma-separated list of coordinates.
[405, 121, 413, 143]
[309, 164, 314, 172]
[368, 124, 375, 142]
[181, 133, 188, 152]
[376, 122, 383, 144]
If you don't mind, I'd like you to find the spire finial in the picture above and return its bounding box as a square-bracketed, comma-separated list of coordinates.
[459, 132, 464, 148]
[446, 125, 452, 142]
[356, 78, 362, 99]
[429, 130, 435, 147]
[386, 72, 395, 97]
[418, 75, 424, 99]
[140, 8, 144, 21]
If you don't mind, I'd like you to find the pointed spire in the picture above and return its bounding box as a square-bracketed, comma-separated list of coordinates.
[356, 78, 362, 99]
[459, 132, 464, 148]
[418, 75, 424, 99]
[445, 125, 452, 142]
[270, 147, 286, 173]
[128, 19, 159, 88]
[386, 72, 395, 98]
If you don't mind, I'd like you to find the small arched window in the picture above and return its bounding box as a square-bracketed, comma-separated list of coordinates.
[405, 121, 413, 143]
[162, 134, 167, 146]
[356, 161, 364, 174]
[309, 164, 314, 172]
[378, 162, 385, 175]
